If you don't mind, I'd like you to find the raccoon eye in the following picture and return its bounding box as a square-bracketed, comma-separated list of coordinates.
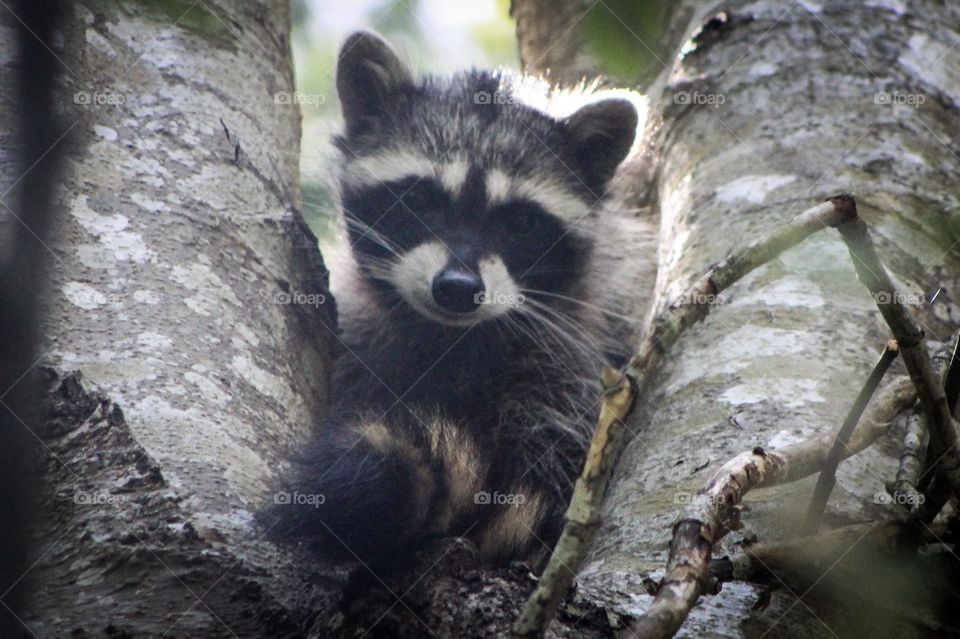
[504, 209, 540, 235]
[400, 186, 430, 214]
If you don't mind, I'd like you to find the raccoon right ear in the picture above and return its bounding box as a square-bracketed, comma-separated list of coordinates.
[563, 98, 638, 193]
[336, 31, 413, 136]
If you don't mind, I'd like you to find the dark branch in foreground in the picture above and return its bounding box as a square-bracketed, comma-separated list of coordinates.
[803, 340, 900, 533]
[836, 211, 960, 496]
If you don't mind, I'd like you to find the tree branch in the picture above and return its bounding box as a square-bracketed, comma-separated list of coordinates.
[803, 340, 900, 533]
[836, 211, 960, 496]
[622, 376, 916, 639]
[510, 197, 857, 639]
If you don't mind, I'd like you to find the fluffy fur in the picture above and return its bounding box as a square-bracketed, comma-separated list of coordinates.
[261, 31, 656, 566]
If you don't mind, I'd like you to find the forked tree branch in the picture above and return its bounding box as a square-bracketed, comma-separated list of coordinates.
[623, 196, 958, 639]
[510, 197, 858, 639]
[836, 213, 960, 496]
[621, 376, 916, 639]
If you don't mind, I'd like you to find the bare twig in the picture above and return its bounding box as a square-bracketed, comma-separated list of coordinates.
[891, 413, 928, 515]
[836, 211, 960, 496]
[511, 198, 857, 639]
[623, 376, 916, 639]
[803, 340, 900, 533]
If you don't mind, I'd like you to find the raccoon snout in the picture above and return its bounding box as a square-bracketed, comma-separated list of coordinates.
[431, 266, 484, 314]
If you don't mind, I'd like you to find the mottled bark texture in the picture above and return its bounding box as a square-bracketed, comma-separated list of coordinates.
[581, 1, 960, 638]
[1, 2, 336, 636]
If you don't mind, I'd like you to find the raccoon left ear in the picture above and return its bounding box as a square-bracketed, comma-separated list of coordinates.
[563, 99, 637, 192]
[336, 31, 413, 137]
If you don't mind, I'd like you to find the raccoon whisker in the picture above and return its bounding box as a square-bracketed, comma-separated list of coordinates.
[520, 297, 606, 356]
[344, 217, 404, 258]
[512, 302, 603, 369]
[498, 312, 576, 367]
[513, 311, 596, 368]
[520, 288, 645, 326]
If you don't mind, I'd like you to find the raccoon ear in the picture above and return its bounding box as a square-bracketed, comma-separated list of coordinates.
[336, 31, 413, 136]
[563, 99, 638, 192]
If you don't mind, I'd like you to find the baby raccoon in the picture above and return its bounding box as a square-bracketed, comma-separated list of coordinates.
[264, 31, 655, 566]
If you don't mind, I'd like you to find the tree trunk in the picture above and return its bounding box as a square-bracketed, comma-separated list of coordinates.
[574, 1, 960, 637]
[6, 2, 337, 636]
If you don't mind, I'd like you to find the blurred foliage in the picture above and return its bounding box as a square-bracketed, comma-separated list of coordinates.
[302, 181, 338, 242]
[473, 0, 519, 67]
[583, 0, 672, 83]
[369, 0, 422, 36]
[136, 0, 234, 45]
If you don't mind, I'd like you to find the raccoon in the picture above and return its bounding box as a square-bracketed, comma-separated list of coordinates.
[263, 31, 656, 566]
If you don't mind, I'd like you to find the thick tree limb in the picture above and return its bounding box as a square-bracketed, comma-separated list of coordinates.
[623, 194, 960, 639]
[510, 197, 857, 639]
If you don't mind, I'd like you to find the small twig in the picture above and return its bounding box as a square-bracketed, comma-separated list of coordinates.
[836, 211, 960, 496]
[510, 367, 635, 639]
[803, 340, 900, 533]
[511, 197, 858, 639]
[891, 412, 928, 515]
[623, 376, 916, 639]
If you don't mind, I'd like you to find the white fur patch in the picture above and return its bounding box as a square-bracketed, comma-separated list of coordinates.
[477, 255, 523, 315]
[389, 241, 450, 321]
[342, 150, 435, 188]
[485, 170, 589, 221]
[485, 169, 512, 203]
[342, 152, 476, 203]
[440, 159, 469, 197]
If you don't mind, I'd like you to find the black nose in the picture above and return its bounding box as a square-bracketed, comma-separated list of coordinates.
[431, 266, 484, 314]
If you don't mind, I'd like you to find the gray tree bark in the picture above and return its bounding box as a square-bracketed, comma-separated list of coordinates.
[2, 2, 337, 636]
[572, 1, 960, 638]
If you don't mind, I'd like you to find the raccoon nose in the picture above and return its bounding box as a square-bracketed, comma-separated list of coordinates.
[431, 266, 484, 314]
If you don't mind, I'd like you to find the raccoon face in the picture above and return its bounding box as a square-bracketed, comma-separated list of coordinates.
[333, 31, 637, 328]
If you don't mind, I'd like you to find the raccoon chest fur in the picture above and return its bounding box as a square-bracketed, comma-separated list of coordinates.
[263, 30, 655, 567]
